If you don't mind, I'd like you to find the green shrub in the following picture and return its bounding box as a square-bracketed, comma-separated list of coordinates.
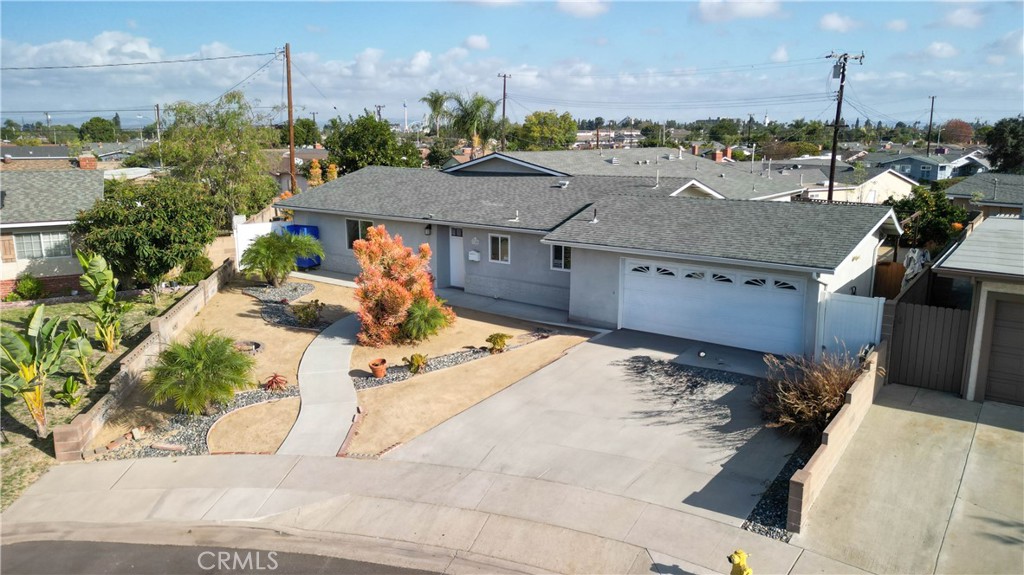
[485, 332, 512, 354]
[752, 353, 863, 439]
[182, 255, 214, 276]
[12, 274, 46, 301]
[2, 292, 22, 302]
[291, 299, 325, 327]
[52, 376, 82, 408]
[144, 330, 256, 416]
[402, 353, 429, 374]
[177, 271, 207, 285]
[400, 298, 449, 342]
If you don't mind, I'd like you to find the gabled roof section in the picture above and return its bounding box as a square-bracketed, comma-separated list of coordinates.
[944, 172, 1024, 206]
[876, 154, 944, 166]
[542, 196, 899, 272]
[934, 217, 1024, 281]
[0, 170, 105, 224]
[442, 153, 569, 176]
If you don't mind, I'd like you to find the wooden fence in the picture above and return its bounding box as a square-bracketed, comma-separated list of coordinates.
[887, 302, 969, 393]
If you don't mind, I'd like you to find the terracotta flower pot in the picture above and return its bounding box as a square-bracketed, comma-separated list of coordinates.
[370, 358, 388, 378]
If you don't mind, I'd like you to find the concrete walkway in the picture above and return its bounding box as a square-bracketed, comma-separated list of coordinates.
[276, 315, 360, 456]
[2, 455, 856, 575]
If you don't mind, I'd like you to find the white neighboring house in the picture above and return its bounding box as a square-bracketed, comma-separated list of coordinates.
[805, 168, 919, 204]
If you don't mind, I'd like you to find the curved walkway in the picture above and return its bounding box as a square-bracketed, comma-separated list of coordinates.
[276, 314, 360, 456]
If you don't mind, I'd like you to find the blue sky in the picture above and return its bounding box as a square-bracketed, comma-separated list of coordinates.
[2, 1, 1022, 130]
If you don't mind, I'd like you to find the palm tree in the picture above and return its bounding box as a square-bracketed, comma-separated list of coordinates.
[447, 93, 499, 158]
[240, 231, 325, 287]
[145, 331, 256, 416]
[419, 90, 449, 139]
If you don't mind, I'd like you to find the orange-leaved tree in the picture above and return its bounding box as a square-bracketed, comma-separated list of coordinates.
[353, 225, 455, 347]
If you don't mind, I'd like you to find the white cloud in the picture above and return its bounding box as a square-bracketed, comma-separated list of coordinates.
[126, 19, 137, 29]
[405, 50, 432, 75]
[985, 28, 1024, 58]
[464, 34, 490, 50]
[943, 6, 983, 29]
[770, 45, 788, 63]
[926, 41, 959, 59]
[886, 19, 907, 32]
[696, 0, 780, 22]
[556, 1, 609, 19]
[441, 46, 469, 61]
[987, 55, 1007, 66]
[819, 13, 860, 33]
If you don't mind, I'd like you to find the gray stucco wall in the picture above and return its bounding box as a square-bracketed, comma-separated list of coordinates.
[568, 248, 621, 328]
[291, 212, 439, 277]
[460, 227, 570, 310]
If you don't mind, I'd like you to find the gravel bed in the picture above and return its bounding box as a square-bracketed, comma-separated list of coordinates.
[741, 438, 818, 542]
[242, 282, 330, 331]
[96, 386, 301, 460]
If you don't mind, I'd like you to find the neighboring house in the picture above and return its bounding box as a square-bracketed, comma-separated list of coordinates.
[277, 165, 901, 357]
[806, 168, 919, 204]
[0, 145, 70, 160]
[875, 154, 953, 182]
[946, 149, 991, 178]
[103, 167, 157, 182]
[933, 217, 1024, 406]
[449, 148, 807, 201]
[82, 141, 145, 162]
[0, 170, 105, 297]
[944, 172, 1024, 218]
[265, 147, 329, 192]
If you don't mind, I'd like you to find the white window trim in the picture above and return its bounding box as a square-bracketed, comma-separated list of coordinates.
[550, 245, 571, 272]
[14, 231, 72, 260]
[345, 219, 373, 250]
[489, 233, 511, 264]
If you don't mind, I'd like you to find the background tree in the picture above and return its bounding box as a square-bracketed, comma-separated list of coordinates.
[144, 331, 256, 416]
[71, 178, 218, 288]
[280, 118, 321, 147]
[307, 159, 323, 187]
[986, 115, 1024, 174]
[325, 163, 338, 182]
[426, 140, 454, 168]
[447, 93, 498, 158]
[941, 119, 973, 145]
[884, 186, 968, 251]
[137, 91, 279, 226]
[419, 90, 449, 138]
[78, 116, 117, 141]
[240, 231, 325, 287]
[512, 110, 577, 151]
[324, 112, 422, 174]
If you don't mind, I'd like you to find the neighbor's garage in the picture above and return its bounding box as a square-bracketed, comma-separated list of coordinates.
[983, 299, 1024, 405]
[621, 259, 806, 355]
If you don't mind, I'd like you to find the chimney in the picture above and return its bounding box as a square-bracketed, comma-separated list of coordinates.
[691, 144, 700, 156]
[712, 150, 724, 162]
[77, 155, 97, 170]
[724, 146, 732, 160]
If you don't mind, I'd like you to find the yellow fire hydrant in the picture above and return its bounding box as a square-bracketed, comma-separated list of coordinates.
[727, 549, 752, 575]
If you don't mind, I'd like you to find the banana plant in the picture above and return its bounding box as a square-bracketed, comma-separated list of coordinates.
[65, 319, 99, 386]
[0, 305, 71, 439]
[77, 251, 133, 352]
[52, 376, 82, 408]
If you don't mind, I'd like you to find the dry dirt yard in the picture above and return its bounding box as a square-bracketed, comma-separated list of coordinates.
[347, 309, 593, 456]
[205, 396, 300, 454]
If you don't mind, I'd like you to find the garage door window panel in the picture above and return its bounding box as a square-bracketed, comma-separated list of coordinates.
[712, 273, 735, 284]
[743, 277, 768, 288]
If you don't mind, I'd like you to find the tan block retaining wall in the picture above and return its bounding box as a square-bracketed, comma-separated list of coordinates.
[52, 261, 236, 462]
[787, 340, 888, 533]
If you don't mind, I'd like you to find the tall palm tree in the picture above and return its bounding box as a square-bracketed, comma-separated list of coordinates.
[419, 90, 449, 139]
[447, 93, 499, 158]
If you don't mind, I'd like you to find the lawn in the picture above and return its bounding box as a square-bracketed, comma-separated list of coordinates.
[0, 290, 187, 510]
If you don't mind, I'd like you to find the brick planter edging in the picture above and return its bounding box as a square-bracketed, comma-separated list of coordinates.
[787, 340, 888, 533]
[51, 261, 236, 462]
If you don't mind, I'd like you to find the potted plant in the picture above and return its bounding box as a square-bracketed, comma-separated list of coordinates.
[369, 358, 388, 378]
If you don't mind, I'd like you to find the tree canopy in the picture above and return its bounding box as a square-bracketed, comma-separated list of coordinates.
[941, 119, 973, 145]
[511, 110, 577, 151]
[79, 116, 117, 142]
[986, 115, 1024, 174]
[70, 178, 219, 287]
[279, 118, 321, 147]
[324, 112, 421, 174]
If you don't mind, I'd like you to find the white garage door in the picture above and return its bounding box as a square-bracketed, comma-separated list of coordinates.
[621, 259, 806, 355]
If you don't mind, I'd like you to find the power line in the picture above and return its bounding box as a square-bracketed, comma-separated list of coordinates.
[206, 54, 281, 104]
[2, 51, 279, 71]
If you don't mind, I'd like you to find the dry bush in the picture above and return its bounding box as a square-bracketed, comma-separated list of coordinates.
[753, 353, 862, 439]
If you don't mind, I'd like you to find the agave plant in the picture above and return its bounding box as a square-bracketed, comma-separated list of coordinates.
[0, 305, 71, 438]
[144, 331, 256, 416]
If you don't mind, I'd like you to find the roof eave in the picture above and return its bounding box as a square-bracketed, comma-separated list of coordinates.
[281, 205, 551, 235]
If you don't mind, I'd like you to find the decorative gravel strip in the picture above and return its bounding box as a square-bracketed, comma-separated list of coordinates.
[241, 282, 330, 331]
[741, 438, 817, 542]
[96, 386, 301, 460]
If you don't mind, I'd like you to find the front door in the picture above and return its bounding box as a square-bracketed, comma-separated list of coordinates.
[449, 228, 465, 288]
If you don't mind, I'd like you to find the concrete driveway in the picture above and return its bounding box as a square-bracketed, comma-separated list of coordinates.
[791, 385, 1024, 574]
[387, 329, 800, 527]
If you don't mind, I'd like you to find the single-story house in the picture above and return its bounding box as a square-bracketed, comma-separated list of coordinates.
[933, 217, 1024, 405]
[265, 147, 329, 193]
[944, 172, 1023, 218]
[948, 149, 990, 178]
[805, 168, 919, 204]
[0, 170, 105, 297]
[277, 165, 901, 357]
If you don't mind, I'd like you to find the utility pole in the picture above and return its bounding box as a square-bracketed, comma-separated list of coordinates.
[826, 51, 864, 202]
[311, 111, 317, 125]
[498, 73, 510, 152]
[374, 105, 385, 122]
[154, 104, 163, 168]
[285, 43, 297, 193]
[925, 96, 936, 157]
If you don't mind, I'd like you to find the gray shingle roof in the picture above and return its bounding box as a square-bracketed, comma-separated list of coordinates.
[543, 196, 896, 271]
[0, 170, 105, 224]
[464, 149, 805, 200]
[277, 166, 694, 232]
[0, 145, 71, 159]
[876, 154, 943, 166]
[935, 217, 1024, 280]
[944, 172, 1024, 206]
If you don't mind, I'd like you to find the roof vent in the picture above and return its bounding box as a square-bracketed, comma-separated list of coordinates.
[508, 210, 520, 223]
[558, 180, 570, 188]
[719, 173, 725, 178]
[611, 157, 619, 165]
[589, 208, 599, 224]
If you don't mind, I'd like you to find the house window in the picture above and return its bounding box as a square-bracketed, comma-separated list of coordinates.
[346, 219, 373, 249]
[712, 273, 734, 284]
[551, 245, 571, 271]
[14, 231, 71, 259]
[899, 165, 911, 174]
[450, 227, 463, 237]
[489, 234, 510, 263]
[920, 165, 932, 173]
[743, 277, 767, 287]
